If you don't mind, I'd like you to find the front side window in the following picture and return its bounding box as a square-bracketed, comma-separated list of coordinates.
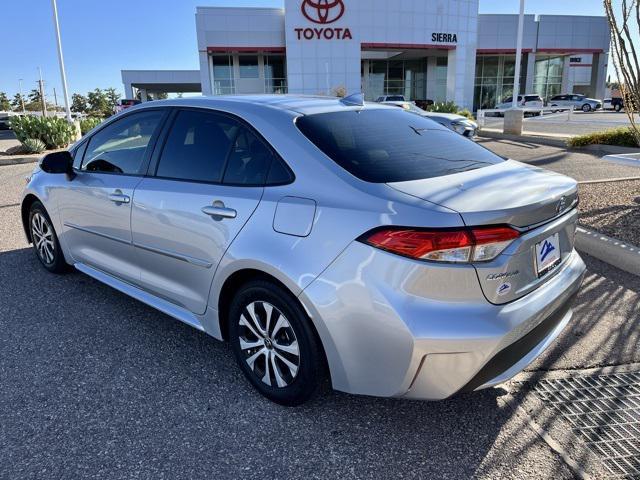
[296, 109, 504, 183]
[156, 110, 239, 183]
[82, 110, 164, 174]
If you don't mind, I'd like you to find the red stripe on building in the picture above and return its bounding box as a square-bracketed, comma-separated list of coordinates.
[477, 49, 533, 54]
[207, 46, 286, 53]
[361, 42, 456, 50]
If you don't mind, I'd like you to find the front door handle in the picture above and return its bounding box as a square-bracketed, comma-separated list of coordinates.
[108, 191, 130, 204]
[201, 200, 236, 219]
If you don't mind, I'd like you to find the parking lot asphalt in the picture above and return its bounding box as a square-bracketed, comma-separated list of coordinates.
[481, 110, 639, 138]
[0, 150, 638, 478]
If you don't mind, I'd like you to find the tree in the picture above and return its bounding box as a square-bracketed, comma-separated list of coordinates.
[604, 0, 640, 146]
[87, 88, 110, 117]
[105, 87, 121, 112]
[28, 88, 42, 104]
[0, 92, 10, 111]
[71, 93, 88, 113]
[11, 93, 25, 112]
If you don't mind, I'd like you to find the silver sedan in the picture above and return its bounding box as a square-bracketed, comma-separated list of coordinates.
[21, 95, 585, 405]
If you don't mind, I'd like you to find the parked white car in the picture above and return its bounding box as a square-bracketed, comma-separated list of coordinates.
[494, 95, 544, 115]
[383, 101, 478, 138]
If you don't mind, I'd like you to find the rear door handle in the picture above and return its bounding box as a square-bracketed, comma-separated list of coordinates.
[201, 201, 237, 219]
[108, 191, 130, 204]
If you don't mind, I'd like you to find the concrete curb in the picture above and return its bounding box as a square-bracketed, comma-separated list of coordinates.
[575, 226, 640, 276]
[479, 130, 640, 155]
[0, 155, 41, 166]
[478, 130, 568, 148]
[601, 152, 640, 168]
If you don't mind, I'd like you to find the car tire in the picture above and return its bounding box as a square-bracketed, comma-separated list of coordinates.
[29, 201, 68, 274]
[615, 104, 623, 112]
[582, 104, 592, 112]
[228, 280, 325, 406]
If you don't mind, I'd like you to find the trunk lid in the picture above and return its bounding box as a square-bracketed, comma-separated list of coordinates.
[387, 160, 579, 304]
[387, 160, 578, 228]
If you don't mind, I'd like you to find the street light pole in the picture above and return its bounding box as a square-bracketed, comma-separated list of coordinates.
[18, 79, 26, 114]
[511, 0, 525, 108]
[51, 0, 72, 123]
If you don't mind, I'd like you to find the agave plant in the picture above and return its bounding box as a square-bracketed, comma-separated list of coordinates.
[21, 138, 46, 154]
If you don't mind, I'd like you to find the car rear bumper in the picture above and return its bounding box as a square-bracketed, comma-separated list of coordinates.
[300, 242, 586, 400]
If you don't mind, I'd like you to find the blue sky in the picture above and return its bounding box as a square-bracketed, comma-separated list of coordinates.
[1, 0, 614, 101]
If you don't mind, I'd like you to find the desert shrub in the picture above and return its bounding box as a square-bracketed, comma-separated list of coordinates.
[567, 127, 639, 148]
[22, 138, 46, 154]
[427, 101, 459, 114]
[80, 117, 103, 135]
[10, 115, 76, 149]
[456, 108, 475, 121]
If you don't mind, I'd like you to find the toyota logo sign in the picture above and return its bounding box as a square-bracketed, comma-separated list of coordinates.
[301, 0, 345, 24]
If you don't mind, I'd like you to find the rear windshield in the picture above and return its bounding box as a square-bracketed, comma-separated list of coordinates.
[296, 109, 504, 183]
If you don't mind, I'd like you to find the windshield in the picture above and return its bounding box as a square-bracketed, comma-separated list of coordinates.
[296, 109, 504, 183]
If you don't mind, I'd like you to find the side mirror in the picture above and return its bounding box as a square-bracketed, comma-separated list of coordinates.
[40, 151, 75, 179]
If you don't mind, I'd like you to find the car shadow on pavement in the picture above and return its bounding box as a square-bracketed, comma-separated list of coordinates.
[4, 247, 631, 478]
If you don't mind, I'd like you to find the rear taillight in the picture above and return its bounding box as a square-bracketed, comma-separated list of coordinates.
[360, 225, 519, 263]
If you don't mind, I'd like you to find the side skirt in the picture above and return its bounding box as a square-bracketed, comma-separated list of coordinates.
[74, 262, 209, 333]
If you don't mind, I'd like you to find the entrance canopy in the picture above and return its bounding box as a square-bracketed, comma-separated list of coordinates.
[121, 70, 202, 100]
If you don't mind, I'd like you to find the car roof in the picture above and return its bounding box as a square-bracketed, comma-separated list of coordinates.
[125, 94, 394, 117]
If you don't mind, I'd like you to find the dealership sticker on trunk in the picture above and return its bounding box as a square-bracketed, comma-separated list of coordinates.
[535, 232, 561, 277]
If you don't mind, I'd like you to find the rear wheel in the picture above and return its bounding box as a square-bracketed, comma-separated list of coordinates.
[228, 280, 325, 406]
[615, 103, 623, 112]
[582, 103, 592, 112]
[29, 201, 68, 273]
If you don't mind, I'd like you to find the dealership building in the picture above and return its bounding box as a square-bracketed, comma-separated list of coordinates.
[121, 0, 611, 110]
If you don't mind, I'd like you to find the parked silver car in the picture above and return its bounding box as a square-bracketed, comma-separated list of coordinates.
[22, 95, 585, 405]
[383, 101, 478, 138]
[548, 94, 602, 112]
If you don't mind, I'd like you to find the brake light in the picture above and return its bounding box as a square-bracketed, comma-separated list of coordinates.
[360, 226, 519, 263]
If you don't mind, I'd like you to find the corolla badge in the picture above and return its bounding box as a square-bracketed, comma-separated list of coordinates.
[497, 282, 512, 296]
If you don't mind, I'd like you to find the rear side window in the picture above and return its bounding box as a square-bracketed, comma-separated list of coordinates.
[222, 127, 273, 185]
[525, 95, 541, 101]
[83, 110, 164, 175]
[296, 109, 504, 183]
[156, 110, 238, 183]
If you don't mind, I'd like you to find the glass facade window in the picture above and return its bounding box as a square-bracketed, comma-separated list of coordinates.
[239, 55, 259, 78]
[473, 55, 526, 111]
[363, 59, 428, 101]
[533, 56, 563, 101]
[211, 55, 234, 95]
[433, 57, 448, 103]
[264, 55, 287, 93]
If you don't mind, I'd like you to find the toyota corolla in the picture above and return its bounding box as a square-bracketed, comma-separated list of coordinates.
[21, 95, 585, 405]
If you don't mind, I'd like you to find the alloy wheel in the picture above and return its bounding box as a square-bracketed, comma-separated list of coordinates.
[238, 301, 301, 388]
[31, 212, 55, 265]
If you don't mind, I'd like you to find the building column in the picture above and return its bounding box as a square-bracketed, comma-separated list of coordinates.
[199, 51, 212, 95]
[426, 56, 437, 101]
[123, 82, 135, 99]
[525, 53, 536, 93]
[446, 46, 475, 110]
[561, 55, 572, 93]
[590, 52, 607, 99]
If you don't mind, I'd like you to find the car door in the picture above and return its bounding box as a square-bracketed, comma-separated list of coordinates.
[130, 108, 276, 314]
[58, 109, 167, 284]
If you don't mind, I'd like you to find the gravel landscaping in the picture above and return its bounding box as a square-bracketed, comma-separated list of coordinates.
[578, 179, 640, 246]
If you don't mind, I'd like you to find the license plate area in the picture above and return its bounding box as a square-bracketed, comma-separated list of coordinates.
[535, 232, 561, 277]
